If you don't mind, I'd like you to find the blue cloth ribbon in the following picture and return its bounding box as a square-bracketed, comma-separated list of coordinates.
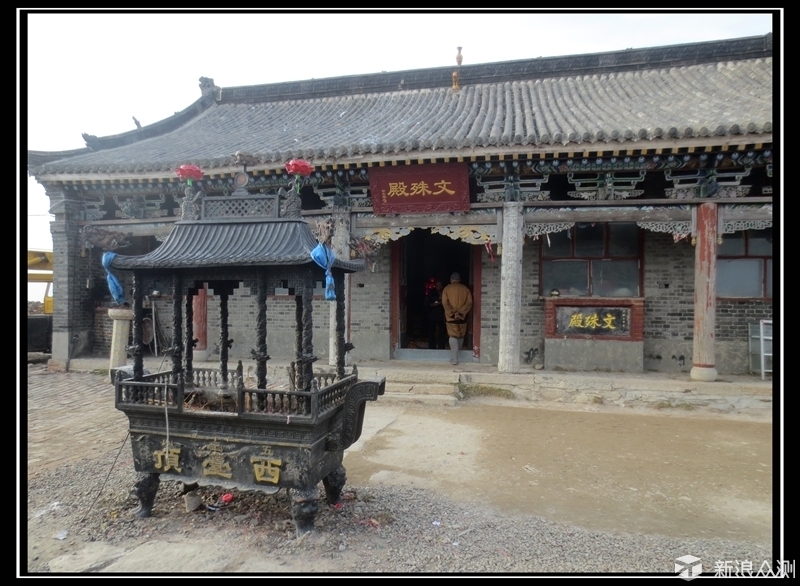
[310, 243, 336, 301]
[101, 252, 125, 305]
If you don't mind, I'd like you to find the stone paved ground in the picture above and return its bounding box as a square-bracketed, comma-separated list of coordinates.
[26, 368, 128, 475]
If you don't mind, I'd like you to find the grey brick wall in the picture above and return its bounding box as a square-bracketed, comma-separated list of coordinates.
[641, 231, 772, 374]
[520, 239, 545, 362]
[205, 286, 333, 361]
[642, 232, 696, 341]
[716, 299, 773, 341]
[348, 244, 392, 360]
[93, 308, 114, 352]
[479, 244, 500, 362]
[715, 299, 773, 375]
[641, 232, 696, 371]
[480, 238, 545, 366]
[83, 228, 771, 374]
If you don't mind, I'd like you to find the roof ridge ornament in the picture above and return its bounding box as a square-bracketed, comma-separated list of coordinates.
[452, 47, 462, 92]
[199, 76, 218, 96]
[82, 133, 102, 151]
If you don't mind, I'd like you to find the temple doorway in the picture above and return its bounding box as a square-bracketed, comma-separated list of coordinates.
[399, 229, 472, 351]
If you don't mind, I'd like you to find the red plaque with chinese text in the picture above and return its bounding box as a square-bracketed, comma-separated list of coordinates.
[369, 163, 470, 214]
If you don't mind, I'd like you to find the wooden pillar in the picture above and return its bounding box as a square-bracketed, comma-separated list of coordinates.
[334, 267, 346, 379]
[301, 272, 315, 390]
[329, 209, 350, 365]
[498, 201, 523, 374]
[131, 271, 144, 380]
[192, 283, 209, 360]
[294, 293, 304, 392]
[218, 291, 231, 390]
[170, 273, 183, 384]
[690, 202, 718, 382]
[184, 287, 194, 386]
[256, 269, 268, 390]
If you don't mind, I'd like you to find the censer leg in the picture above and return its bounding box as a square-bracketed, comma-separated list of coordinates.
[322, 464, 346, 508]
[132, 472, 160, 518]
[290, 486, 319, 535]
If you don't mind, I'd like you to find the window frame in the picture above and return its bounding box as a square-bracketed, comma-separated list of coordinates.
[539, 222, 643, 298]
[716, 228, 773, 300]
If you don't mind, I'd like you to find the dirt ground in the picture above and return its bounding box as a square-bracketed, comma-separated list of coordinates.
[344, 400, 773, 544]
[25, 387, 774, 572]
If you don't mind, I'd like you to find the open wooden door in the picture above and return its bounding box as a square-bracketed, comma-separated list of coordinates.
[390, 239, 407, 356]
[470, 245, 482, 359]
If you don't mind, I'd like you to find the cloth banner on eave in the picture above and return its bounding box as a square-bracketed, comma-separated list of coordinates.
[310, 243, 336, 301]
[101, 252, 125, 305]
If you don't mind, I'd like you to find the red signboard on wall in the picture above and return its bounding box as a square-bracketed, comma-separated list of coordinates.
[369, 162, 470, 215]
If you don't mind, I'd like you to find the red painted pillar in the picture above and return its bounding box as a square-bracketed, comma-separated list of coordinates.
[193, 282, 209, 361]
[690, 202, 718, 381]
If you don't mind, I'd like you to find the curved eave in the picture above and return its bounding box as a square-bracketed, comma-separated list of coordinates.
[29, 132, 774, 185]
[26, 92, 219, 173]
[109, 218, 364, 273]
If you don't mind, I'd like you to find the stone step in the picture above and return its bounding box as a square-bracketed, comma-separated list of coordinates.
[356, 368, 462, 385]
[384, 381, 457, 396]
[379, 393, 458, 407]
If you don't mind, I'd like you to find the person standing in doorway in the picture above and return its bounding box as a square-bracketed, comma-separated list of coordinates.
[425, 279, 447, 350]
[441, 272, 473, 365]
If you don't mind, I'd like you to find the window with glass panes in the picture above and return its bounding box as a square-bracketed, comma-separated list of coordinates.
[716, 228, 772, 298]
[541, 223, 642, 297]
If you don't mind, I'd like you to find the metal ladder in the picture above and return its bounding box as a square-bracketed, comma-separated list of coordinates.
[759, 319, 772, 381]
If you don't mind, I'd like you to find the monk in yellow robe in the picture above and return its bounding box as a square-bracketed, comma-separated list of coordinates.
[441, 272, 473, 365]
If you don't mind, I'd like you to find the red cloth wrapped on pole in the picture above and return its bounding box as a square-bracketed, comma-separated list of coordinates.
[175, 164, 204, 185]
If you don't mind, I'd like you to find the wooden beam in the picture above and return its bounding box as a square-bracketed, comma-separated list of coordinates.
[524, 208, 692, 223]
[354, 200, 772, 228]
[355, 212, 499, 229]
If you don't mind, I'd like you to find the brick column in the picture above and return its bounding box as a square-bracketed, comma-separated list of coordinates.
[45, 186, 93, 369]
[498, 201, 523, 373]
[690, 202, 718, 381]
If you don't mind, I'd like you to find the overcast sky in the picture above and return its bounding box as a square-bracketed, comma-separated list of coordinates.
[20, 9, 779, 298]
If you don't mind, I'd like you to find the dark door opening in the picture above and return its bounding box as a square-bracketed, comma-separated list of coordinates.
[402, 229, 472, 349]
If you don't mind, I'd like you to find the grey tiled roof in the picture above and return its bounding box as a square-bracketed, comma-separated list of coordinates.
[110, 218, 364, 272]
[29, 35, 773, 176]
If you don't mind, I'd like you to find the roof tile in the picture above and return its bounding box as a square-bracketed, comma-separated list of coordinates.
[30, 50, 772, 176]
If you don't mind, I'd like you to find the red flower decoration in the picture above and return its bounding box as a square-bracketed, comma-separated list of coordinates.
[285, 159, 314, 177]
[174, 164, 204, 182]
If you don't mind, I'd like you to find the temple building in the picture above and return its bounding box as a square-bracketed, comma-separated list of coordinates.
[27, 34, 774, 380]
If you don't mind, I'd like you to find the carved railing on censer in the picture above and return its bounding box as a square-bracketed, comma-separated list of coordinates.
[115, 364, 364, 419]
